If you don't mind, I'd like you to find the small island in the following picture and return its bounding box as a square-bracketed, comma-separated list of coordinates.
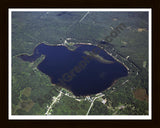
[84, 51, 114, 64]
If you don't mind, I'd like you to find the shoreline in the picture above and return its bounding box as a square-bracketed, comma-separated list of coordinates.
[17, 41, 129, 97]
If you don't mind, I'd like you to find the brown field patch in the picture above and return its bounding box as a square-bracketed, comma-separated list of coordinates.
[21, 87, 31, 97]
[133, 88, 148, 102]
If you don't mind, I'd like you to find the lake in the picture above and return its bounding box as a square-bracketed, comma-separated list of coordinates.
[19, 43, 128, 96]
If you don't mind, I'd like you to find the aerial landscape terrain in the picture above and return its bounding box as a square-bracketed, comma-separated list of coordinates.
[11, 10, 149, 115]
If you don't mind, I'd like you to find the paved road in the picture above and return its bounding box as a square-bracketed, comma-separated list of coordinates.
[45, 90, 63, 115]
[86, 94, 104, 115]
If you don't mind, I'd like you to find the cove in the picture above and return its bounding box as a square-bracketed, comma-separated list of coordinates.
[19, 43, 128, 96]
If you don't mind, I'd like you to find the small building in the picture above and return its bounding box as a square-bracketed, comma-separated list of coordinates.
[137, 28, 147, 32]
[102, 98, 107, 104]
[126, 56, 129, 59]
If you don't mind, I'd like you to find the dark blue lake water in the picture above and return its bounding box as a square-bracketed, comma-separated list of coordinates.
[19, 43, 128, 96]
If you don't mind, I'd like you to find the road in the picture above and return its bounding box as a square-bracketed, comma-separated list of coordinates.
[45, 89, 63, 115]
[79, 11, 90, 22]
[86, 94, 104, 115]
[121, 80, 129, 85]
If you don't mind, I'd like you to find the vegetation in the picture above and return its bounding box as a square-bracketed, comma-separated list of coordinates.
[84, 51, 114, 64]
